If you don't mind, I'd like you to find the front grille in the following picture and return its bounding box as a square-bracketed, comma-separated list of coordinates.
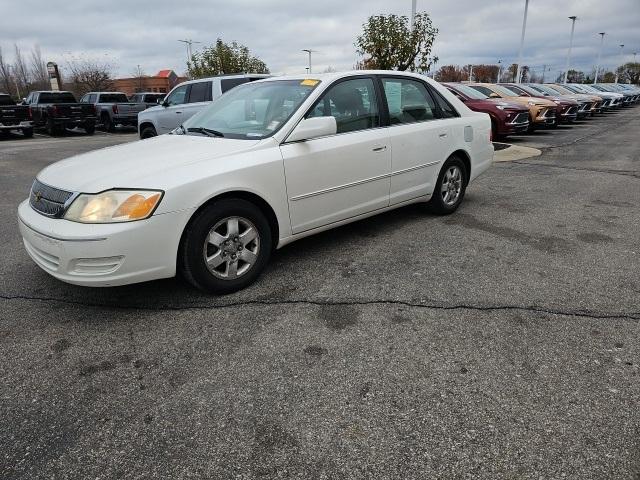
[29, 179, 73, 218]
[579, 102, 591, 111]
[512, 112, 529, 124]
[565, 106, 578, 115]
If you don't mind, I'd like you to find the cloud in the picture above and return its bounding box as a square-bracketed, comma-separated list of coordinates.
[1, 0, 638, 78]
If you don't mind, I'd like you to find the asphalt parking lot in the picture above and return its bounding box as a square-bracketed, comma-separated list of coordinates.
[1, 109, 639, 479]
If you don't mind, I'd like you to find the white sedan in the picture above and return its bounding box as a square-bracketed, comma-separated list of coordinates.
[18, 71, 493, 293]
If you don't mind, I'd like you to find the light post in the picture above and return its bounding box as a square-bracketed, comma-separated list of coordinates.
[497, 60, 502, 83]
[594, 32, 606, 84]
[302, 49, 313, 74]
[468, 65, 473, 82]
[411, 0, 417, 30]
[515, 0, 530, 84]
[615, 44, 624, 83]
[563, 16, 577, 84]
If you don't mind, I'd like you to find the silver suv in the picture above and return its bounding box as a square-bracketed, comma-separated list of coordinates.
[137, 74, 270, 139]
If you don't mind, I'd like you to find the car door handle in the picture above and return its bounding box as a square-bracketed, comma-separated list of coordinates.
[372, 145, 387, 152]
[175, 111, 182, 114]
[439, 133, 448, 138]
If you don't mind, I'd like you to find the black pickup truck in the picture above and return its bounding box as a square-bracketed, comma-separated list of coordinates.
[25, 91, 97, 135]
[0, 93, 33, 138]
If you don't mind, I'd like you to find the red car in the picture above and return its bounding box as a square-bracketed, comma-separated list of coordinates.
[499, 83, 579, 125]
[443, 83, 529, 139]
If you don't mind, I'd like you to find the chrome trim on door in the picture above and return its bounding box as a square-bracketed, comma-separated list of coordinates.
[289, 160, 441, 202]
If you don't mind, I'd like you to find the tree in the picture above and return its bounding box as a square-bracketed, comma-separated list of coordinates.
[0, 46, 14, 96]
[30, 45, 49, 91]
[471, 64, 500, 83]
[615, 62, 640, 84]
[555, 69, 585, 83]
[355, 12, 438, 72]
[63, 55, 115, 97]
[434, 65, 466, 82]
[188, 39, 269, 78]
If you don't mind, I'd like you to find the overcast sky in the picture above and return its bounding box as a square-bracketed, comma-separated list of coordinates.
[1, 0, 639, 79]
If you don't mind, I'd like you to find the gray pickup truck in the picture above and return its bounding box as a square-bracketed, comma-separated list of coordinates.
[80, 92, 147, 132]
[129, 92, 166, 109]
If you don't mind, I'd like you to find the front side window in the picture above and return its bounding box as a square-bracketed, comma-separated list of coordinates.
[382, 77, 436, 125]
[181, 79, 318, 140]
[307, 77, 379, 134]
[165, 85, 188, 106]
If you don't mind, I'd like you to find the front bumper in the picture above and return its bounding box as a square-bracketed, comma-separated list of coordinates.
[559, 106, 578, 123]
[0, 121, 32, 130]
[534, 107, 556, 126]
[18, 200, 194, 287]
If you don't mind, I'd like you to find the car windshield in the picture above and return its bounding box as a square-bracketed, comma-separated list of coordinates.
[562, 85, 581, 93]
[512, 85, 541, 96]
[547, 84, 571, 94]
[529, 84, 559, 95]
[181, 79, 319, 140]
[99, 93, 129, 103]
[492, 85, 521, 97]
[450, 84, 487, 99]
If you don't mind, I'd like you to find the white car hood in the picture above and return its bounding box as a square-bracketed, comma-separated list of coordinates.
[37, 134, 262, 192]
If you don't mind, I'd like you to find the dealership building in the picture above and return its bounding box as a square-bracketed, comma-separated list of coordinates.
[113, 69, 187, 96]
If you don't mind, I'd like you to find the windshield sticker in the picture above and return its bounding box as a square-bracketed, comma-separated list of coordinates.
[301, 79, 320, 87]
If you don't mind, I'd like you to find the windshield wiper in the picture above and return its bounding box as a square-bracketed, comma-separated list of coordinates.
[186, 127, 224, 137]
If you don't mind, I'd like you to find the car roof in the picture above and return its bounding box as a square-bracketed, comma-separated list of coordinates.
[87, 91, 128, 95]
[180, 73, 272, 86]
[256, 70, 440, 84]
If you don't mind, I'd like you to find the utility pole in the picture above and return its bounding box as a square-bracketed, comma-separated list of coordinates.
[594, 32, 606, 84]
[563, 16, 577, 84]
[302, 49, 314, 74]
[541, 64, 547, 83]
[615, 44, 624, 83]
[468, 65, 473, 82]
[411, 0, 417, 30]
[515, 0, 529, 84]
[178, 39, 201, 65]
[497, 60, 502, 83]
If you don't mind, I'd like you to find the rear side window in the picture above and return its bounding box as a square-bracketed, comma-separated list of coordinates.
[221, 78, 251, 93]
[382, 77, 436, 125]
[188, 81, 212, 103]
[430, 88, 459, 118]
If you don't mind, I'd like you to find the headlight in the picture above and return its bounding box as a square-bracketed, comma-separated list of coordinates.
[496, 105, 508, 110]
[527, 101, 537, 106]
[553, 100, 561, 104]
[64, 190, 163, 223]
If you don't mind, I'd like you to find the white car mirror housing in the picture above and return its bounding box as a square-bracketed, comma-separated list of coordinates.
[287, 116, 337, 143]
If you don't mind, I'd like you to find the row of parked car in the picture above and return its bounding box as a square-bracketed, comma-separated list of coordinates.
[1, 75, 638, 141]
[0, 74, 268, 139]
[441, 82, 640, 139]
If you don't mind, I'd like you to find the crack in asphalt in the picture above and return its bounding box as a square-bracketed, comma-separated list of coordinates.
[507, 160, 640, 179]
[1, 293, 638, 321]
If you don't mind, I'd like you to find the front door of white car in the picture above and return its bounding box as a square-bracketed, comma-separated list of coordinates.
[381, 76, 453, 205]
[157, 84, 189, 134]
[280, 77, 392, 234]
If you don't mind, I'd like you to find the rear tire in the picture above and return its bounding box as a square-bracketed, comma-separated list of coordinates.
[140, 125, 157, 139]
[101, 114, 114, 132]
[22, 128, 33, 138]
[179, 199, 272, 294]
[427, 156, 468, 215]
[84, 123, 95, 135]
[47, 119, 63, 136]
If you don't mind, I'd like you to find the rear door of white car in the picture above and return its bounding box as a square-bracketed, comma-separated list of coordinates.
[280, 76, 391, 234]
[380, 76, 454, 205]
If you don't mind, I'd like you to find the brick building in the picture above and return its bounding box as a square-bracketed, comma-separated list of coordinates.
[113, 70, 188, 96]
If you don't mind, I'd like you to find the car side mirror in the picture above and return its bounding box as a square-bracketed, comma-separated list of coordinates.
[489, 93, 501, 99]
[22, 98, 27, 105]
[287, 116, 337, 143]
[159, 99, 167, 106]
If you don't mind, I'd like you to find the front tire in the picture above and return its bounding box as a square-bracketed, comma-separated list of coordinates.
[427, 156, 468, 215]
[140, 126, 157, 139]
[101, 114, 114, 132]
[22, 127, 34, 138]
[179, 199, 272, 294]
[84, 123, 95, 135]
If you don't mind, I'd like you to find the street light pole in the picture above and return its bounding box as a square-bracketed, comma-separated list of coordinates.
[515, 0, 530, 84]
[563, 16, 577, 84]
[594, 32, 606, 84]
[411, 0, 417, 30]
[302, 49, 313, 74]
[615, 44, 624, 83]
[497, 60, 502, 83]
